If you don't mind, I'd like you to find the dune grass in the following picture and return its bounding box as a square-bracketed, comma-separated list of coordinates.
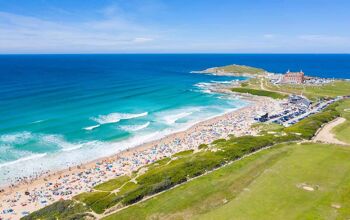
[231, 87, 287, 99]
[94, 175, 130, 191]
[104, 143, 350, 220]
[21, 200, 91, 220]
[102, 143, 292, 220]
[118, 182, 140, 195]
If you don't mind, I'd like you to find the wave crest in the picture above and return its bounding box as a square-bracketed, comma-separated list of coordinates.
[120, 122, 150, 132]
[91, 112, 148, 124]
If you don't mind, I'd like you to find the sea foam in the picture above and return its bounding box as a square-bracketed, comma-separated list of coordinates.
[83, 124, 100, 131]
[0, 153, 47, 169]
[120, 121, 150, 132]
[91, 112, 148, 124]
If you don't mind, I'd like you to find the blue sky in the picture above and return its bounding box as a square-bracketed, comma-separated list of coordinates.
[0, 0, 349, 53]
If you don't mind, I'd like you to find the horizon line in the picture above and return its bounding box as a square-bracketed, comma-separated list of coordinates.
[0, 52, 350, 55]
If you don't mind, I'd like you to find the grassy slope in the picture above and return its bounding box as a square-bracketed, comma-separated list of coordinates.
[263, 80, 350, 100]
[21, 200, 91, 220]
[211, 64, 265, 75]
[231, 87, 287, 99]
[332, 99, 350, 144]
[104, 143, 350, 220]
[332, 120, 350, 144]
[94, 175, 130, 191]
[200, 143, 350, 220]
[102, 143, 292, 220]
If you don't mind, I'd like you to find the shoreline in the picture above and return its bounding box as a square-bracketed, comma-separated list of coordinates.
[0, 98, 246, 189]
[0, 86, 255, 189]
[0, 95, 249, 189]
[0, 94, 283, 219]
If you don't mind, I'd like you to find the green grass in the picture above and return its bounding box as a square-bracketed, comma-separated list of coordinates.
[103, 143, 350, 220]
[332, 99, 350, 144]
[332, 120, 350, 144]
[252, 122, 284, 134]
[74, 191, 122, 214]
[231, 87, 287, 99]
[264, 80, 350, 100]
[200, 143, 350, 220]
[74, 191, 110, 206]
[173, 150, 194, 157]
[118, 182, 140, 195]
[94, 175, 131, 191]
[21, 200, 91, 220]
[336, 99, 350, 120]
[23, 102, 342, 219]
[90, 193, 122, 214]
[213, 64, 265, 75]
[102, 143, 292, 220]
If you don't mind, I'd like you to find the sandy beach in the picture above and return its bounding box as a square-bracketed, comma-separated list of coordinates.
[0, 95, 283, 219]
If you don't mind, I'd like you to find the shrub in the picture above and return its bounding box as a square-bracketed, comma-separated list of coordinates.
[198, 144, 208, 149]
[22, 200, 89, 220]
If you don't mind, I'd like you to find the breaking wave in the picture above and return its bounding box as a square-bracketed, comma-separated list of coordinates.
[120, 122, 150, 132]
[91, 112, 148, 124]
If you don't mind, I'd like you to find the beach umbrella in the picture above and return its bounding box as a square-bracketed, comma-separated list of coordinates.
[24, 191, 30, 196]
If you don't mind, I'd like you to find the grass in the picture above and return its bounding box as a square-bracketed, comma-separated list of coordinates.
[21, 200, 91, 220]
[252, 122, 284, 134]
[23, 101, 342, 219]
[74, 191, 110, 206]
[118, 182, 140, 195]
[173, 150, 194, 157]
[94, 175, 131, 191]
[231, 87, 287, 99]
[90, 193, 122, 214]
[199, 143, 350, 220]
[332, 120, 350, 144]
[213, 64, 265, 75]
[263, 80, 350, 100]
[104, 143, 350, 220]
[102, 143, 292, 220]
[332, 99, 350, 144]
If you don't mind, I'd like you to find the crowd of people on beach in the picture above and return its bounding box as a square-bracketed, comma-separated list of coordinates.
[0, 98, 283, 219]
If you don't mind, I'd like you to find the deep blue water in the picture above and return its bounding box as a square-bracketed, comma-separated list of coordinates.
[0, 54, 349, 184]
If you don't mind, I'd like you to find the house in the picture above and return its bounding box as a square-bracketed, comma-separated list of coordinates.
[281, 70, 305, 84]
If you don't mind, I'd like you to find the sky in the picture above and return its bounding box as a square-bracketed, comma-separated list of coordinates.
[0, 0, 350, 54]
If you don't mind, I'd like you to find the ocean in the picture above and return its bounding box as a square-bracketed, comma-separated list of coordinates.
[0, 54, 349, 185]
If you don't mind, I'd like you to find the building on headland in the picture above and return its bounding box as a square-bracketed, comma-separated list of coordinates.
[281, 70, 305, 84]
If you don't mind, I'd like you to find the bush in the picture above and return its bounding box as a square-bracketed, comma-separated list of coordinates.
[285, 103, 340, 139]
[90, 193, 122, 214]
[198, 144, 208, 149]
[22, 200, 89, 220]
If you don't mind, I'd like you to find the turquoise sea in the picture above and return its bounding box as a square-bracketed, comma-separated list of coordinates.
[0, 54, 349, 185]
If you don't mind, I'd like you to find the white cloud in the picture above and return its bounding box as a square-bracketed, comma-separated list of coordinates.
[0, 10, 158, 53]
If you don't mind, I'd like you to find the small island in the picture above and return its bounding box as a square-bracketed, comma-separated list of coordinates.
[198, 64, 266, 77]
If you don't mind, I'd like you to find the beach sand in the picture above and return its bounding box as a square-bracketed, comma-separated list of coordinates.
[0, 96, 283, 219]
